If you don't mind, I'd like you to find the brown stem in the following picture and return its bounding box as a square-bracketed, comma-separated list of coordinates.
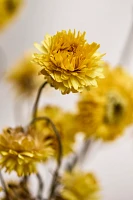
[30, 117, 62, 200]
[65, 139, 91, 171]
[37, 173, 44, 200]
[0, 171, 10, 200]
[32, 81, 48, 119]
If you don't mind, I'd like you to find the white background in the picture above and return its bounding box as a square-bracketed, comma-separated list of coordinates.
[1, 0, 133, 199]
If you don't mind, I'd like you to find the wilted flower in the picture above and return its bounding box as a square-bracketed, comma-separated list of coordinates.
[0, 126, 54, 176]
[37, 105, 78, 155]
[77, 64, 133, 141]
[2, 181, 34, 200]
[33, 30, 104, 94]
[0, 0, 23, 30]
[6, 54, 44, 97]
[56, 170, 100, 200]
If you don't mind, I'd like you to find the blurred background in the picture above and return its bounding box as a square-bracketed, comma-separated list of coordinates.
[1, 0, 133, 199]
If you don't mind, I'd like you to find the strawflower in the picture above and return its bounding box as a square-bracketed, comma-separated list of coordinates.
[0, 0, 23, 30]
[0, 126, 54, 176]
[56, 170, 100, 200]
[33, 30, 104, 94]
[37, 105, 78, 155]
[76, 64, 133, 141]
[6, 54, 44, 97]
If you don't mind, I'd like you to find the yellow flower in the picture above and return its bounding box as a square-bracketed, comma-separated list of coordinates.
[0, 0, 23, 30]
[0, 186, 3, 192]
[0, 126, 54, 176]
[6, 54, 44, 97]
[33, 30, 104, 94]
[2, 181, 33, 200]
[76, 64, 133, 141]
[57, 170, 100, 200]
[37, 105, 78, 155]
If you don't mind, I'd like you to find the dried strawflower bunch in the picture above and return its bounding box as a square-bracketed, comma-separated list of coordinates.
[1, 26, 133, 200]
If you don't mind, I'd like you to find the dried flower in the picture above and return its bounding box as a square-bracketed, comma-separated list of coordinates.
[57, 170, 100, 200]
[37, 105, 78, 155]
[2, 181, 34, 200]
[77, 64, 133, 141]
[0, 126, 54, 176]
[6, 54, 44, 97]
[0, 0, 23, 30]
[33, 30, 104, 94]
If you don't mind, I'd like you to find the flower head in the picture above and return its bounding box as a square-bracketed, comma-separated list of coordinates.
[57, 170, 100, 200]
[0, 126, 54, 176]
[0, 0, 23, 30]
[6, 54, 44, 97]
[37, 105, 78, 155]
[33, 30, 104, 94]
[76, 64, 133, 141]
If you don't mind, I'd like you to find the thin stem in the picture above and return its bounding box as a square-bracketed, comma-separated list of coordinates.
[65, 155, 78, 172]
[78, 139, 92, 164]
[30, 117, 62, 200]
[32, 82, 48, 119]
[20, 176, 28, 185]
[65, 139, 91, 171]
[0, 171, 10, 200]
[118, 8, 133, 67]
[37, 173, 44, 200]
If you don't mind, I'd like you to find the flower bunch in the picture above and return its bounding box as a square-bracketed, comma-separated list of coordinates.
[1, 27, 133, 200]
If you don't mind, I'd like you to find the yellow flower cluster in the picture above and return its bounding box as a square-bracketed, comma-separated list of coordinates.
[0, 0, 23, 30]
[6, 54, 44, 97]
[33, 30, 104, 94]
[0, 126, 54, 176]
[76, 64, 133, 141]
[57, 170, 100, 200]
[37, 105, 78, 155]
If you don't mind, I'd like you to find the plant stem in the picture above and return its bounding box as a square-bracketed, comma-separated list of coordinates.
[37, 173, 44, 200]
[32, 81, 48, 119]
[30, 117, 62, 200]
[0, 171, 10, 200]
[66, 139, 91, 171]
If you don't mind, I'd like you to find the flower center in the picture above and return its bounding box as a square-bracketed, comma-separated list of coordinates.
[19, 76, 35, 92]
[67, 43, 78, 54]
[5, 0, 16, 13]
[104, 92, 125, 124]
